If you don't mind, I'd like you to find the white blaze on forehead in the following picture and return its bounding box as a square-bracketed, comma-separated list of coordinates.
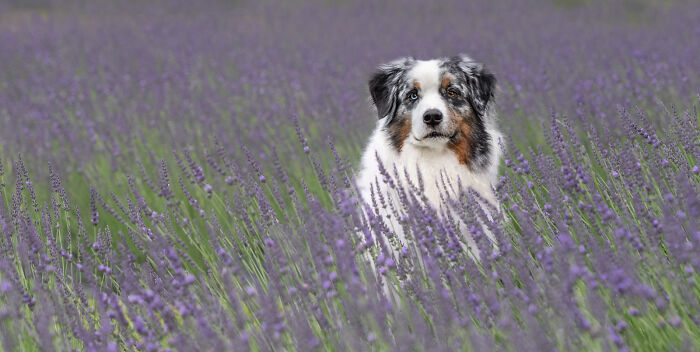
[407, 60, 441, 90]
[404, 59, 452, 146]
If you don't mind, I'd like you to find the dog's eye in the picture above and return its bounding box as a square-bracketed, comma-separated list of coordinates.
[446, 88, 459, 98]
[408, 90, 419, 101]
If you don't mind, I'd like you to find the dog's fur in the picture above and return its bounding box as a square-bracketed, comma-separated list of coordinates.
[356, 55, 502, 257]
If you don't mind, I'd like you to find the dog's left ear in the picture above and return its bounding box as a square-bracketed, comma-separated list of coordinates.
[453, 54, 496, 117]
[369, 57, 413, 121]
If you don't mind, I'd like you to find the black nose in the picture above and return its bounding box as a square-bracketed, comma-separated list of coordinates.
[423, 109, 443, 127]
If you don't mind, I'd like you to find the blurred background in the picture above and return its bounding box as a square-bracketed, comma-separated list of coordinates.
[0, 0, 697, 180]
[0, 1, 698, 350]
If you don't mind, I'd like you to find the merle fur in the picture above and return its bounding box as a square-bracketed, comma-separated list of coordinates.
[368, 55, 496, 169]
[369, 59, 413, 121]
[443, 56, 496, 170]
[442, 55, 496, 119]
[369, 58, 415, 150]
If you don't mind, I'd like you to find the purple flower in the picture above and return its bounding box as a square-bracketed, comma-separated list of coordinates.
[0, 1, 698, 350]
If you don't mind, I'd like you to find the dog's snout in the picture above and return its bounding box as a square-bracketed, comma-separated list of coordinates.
[423, 109, 443, 127]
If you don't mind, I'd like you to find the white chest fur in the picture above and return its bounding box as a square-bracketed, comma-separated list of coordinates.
[356, 118, 502, 255]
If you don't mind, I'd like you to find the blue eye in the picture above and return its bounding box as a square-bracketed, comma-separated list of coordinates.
[408, 91, 419, 101]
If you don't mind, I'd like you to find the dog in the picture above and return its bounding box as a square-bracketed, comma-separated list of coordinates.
[356, 55, 503, 265]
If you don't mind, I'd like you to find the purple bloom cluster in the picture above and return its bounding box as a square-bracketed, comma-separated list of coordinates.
[0, 0, 698, 350]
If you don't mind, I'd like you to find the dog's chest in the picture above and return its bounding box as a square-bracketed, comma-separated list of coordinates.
[357, 129, 496, 211]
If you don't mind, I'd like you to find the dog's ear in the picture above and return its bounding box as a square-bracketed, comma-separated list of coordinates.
[369, 58, 413, 121]
[452, 54, 496, 117]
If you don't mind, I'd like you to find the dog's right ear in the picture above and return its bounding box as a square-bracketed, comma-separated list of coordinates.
[369, 58, 413, 121]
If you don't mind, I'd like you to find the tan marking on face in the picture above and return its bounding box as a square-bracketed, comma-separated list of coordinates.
[388, 114, 412, 152]
[446, 108, 473, 167]
[413, 81, 421, 90]
[441, 76, 451, 89]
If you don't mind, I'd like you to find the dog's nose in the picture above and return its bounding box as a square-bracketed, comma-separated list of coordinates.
[423, 109, 443, 127]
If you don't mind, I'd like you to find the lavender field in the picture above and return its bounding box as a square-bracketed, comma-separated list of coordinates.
[0, 0, 699, 350]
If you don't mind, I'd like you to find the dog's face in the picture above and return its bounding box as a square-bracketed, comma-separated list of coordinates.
[369, 55, 495, 169]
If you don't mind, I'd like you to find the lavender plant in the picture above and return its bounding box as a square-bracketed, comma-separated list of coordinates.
[0, 0, 698, 351]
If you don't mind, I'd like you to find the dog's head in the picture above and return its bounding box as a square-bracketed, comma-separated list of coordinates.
[369, 55, 496, 169]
